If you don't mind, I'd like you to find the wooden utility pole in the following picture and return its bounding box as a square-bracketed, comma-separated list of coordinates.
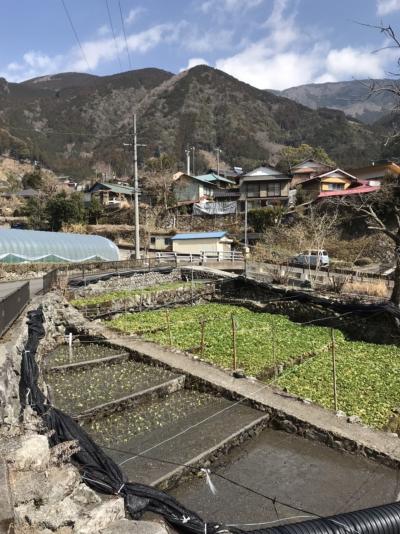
[331, 328, 338, 411]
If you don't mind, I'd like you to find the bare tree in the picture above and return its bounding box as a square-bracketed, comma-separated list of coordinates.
[337, 180, 400, 306]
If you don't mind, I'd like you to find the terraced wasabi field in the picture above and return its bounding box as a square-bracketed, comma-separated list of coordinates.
[70, 281, 196, 308]
[108, 303, 400, 429]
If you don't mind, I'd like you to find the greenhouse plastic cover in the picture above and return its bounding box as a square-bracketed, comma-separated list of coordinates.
[0, 229, 119, 263]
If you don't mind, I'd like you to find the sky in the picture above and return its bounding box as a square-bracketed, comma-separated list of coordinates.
[1, 0, 400, 90]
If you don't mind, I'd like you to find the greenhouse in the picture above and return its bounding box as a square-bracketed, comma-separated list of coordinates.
[0, 229, 120, 263]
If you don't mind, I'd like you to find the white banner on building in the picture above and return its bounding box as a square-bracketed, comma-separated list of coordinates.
[193, 201, 237, 216]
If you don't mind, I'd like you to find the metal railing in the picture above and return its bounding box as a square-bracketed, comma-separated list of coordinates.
[0, 282, 30, 337]
[155, 251, 244, 264]
[246, 261, 394, 291]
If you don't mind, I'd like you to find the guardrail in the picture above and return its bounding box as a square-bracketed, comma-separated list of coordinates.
[0, 282, 30, 337]
[246, 261, 394, 290]
[156, 251, 244, 264]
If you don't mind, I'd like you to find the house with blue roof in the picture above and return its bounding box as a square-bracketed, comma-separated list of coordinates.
[171, 231, 232, 255]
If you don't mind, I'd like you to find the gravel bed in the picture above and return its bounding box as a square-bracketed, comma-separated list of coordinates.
[46, 343, 127, 366]
[83, 390, 222, 446]
[47, 359, 179, 414]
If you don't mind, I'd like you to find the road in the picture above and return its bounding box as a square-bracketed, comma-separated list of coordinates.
[0, 278, 43, 299]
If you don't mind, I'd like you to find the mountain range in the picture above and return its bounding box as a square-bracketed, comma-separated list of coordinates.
[274, 79, 398, 124]
[0, 66, 396, 179]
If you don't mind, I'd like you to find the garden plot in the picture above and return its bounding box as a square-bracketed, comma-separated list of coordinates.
[83, 389, 220, 447]
[47, 343, 126, 366]
[47, 359, 179, 414]
[70, 281, 203, 309]
[108, 303, 400, 429]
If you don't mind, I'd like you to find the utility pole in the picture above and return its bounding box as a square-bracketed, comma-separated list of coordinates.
[191, 146, 196, 176]
[133, 114, 140, 259]
[244, 198, 248, 249]
[124, 113, 145, 260]
[215, 147, 222, 177]
[185, 148, 191, 175]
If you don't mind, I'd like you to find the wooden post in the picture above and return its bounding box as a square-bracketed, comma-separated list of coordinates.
[166, 310, 173, 346]
[231, 314, 237, 370]
[272, 324, 277, 378]
[331, 328, 338, 411]
[200, 319, 206, 358]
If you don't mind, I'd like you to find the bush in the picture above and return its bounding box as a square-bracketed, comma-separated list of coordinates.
[248, 206, 285, 232]
[354, 257, 373, 267]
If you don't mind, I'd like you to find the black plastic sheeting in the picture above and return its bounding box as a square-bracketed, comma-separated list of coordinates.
[20, 307, 400, 534]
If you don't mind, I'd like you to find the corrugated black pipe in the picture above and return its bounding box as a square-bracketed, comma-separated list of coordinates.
[258, 501, 400, 533]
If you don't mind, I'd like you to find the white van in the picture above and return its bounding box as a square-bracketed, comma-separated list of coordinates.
[293, 250, 330, 267]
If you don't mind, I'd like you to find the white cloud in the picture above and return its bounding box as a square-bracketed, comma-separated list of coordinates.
[97, 24, 110, 37]
[215, 0, 398, 90]
[180, 58, 209, 72]
[125, 7, 145, 25]
[376, 0, 400, 15]
[1, 23, 183, 81]
[201, 0, 263, 13]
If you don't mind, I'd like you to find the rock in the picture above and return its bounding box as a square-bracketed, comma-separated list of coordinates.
[74, 497, 125, 534]
[335, 410, 347, 418]
[101, 520, 169, 534]
[348, 415, 362, 424]
[10, 435, 50, 471]
[11, 465, 79, 505]
[70, 481, 102, 506]
[278, 419, 297, 433]
[14, 495, 80, 531]
[232, 369, 246, 379]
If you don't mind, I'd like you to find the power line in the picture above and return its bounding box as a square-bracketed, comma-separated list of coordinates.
[105, 0, 123, 72]
[60, 0, 91, 72]
[118, 0, 132, 70]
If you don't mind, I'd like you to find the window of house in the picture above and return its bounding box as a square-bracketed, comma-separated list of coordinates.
[165, 238, 172, 246]
[246, 183, 260, 198]
[267, 182, 281, 197]
[327, 183, 344, 190]
[150, 237, 156, 244]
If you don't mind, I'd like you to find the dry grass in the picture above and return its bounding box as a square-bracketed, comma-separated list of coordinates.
[342, 280, 389, 298]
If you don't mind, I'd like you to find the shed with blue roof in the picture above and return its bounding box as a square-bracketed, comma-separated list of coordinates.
[171, 231, 232, 254]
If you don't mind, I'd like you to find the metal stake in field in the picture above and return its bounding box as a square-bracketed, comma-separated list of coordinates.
[331, 328, 338, 411]
[165, 309, 173, 346]
[231, 314, 237, 370]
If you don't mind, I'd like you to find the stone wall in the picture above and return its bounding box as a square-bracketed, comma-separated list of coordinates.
[0, 295, 169, 534]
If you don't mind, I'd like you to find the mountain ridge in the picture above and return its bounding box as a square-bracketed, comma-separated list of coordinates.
[0, 66, 384, 178]
[273, 79, 397, 124]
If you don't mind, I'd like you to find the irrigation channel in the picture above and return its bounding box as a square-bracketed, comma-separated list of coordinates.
[43, 271, 400, 530]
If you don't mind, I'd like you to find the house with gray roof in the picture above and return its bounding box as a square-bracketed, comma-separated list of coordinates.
[239, 166, 291, 209]
[85, 182, 134, 208]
